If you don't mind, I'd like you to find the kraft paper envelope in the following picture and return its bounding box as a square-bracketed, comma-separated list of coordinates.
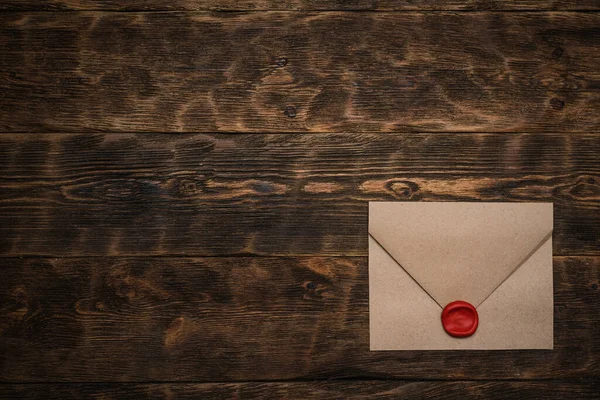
[369, 202, 554, 350]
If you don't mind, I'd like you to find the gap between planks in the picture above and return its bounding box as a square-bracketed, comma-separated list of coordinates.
[1, 378, 598, 384]
[2, 10, 600, 14]
[0, 255, 596, 259]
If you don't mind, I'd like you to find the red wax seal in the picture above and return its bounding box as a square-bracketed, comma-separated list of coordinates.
[441, 300, 478, 338]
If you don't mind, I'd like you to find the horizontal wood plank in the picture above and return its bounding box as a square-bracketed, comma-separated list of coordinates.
[2, 1, 599, 11]
[1, 12, 600, 132]
[1, 381, 600, 399]
[1, 256, 598, 381]
[1, 133, 599, 257]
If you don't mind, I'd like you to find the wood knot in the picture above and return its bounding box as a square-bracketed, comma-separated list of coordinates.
[304, 281, 328, 301]
[284, 106, 297, 118]
[550, 98, 565, 110]
[167, 176, 211, 198]
[165, 317, 186, 349]
[275, 57, 288, 67]
[11, 286, 28, 303]
[551, 47, 564, 60]
[561, 175, 600, 201]
[250, 181, 280, 194]
[592, 283, 598, 290]
[387, 180, 419, 199]
[179, 180, 199, 196]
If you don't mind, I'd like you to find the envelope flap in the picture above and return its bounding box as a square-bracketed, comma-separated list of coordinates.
[368, 202, 553, 307]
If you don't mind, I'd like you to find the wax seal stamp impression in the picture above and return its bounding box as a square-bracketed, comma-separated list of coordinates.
[441, 300, 478, 338]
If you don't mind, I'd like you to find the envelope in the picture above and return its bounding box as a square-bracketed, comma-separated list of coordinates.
[369, 202, 554, 350]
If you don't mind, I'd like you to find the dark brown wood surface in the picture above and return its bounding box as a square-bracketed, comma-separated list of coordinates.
[1, 3, 599, 398]
[1, 381, 599, 399]
[1, 133, 599, 257]
[2, 0, 599, 11]
[1, 257, 598, 381]
[2, 12, 600, 133]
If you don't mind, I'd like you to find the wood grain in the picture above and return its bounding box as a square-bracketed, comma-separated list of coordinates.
[1, 1, 599, 11]
[2, 12, 600, 132]
[1, 133, 598, 257]
[1, 256, 598, 381]
[1, 381, 599, 399]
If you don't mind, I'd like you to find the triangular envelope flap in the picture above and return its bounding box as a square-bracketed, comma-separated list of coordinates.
[368, 202, 553, 307]
[369, 236, 443, 350]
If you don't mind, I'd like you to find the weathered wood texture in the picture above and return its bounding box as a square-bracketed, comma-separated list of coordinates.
[1, 133, 598, 257]
[2, 0, 600, 11]
[1, 256, 598, 381]
[1, 381, 599, 399]
[2, 12, 600, 133]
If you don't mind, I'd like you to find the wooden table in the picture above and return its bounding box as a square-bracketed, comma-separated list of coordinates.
[1, 1, 599, 398]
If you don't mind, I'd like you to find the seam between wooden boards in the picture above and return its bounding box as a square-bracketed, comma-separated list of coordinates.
[2, 132, 577, 136]
[1, 378, 598, 384]
[2, 9, 600, 14]
[0, 255, 597, 259]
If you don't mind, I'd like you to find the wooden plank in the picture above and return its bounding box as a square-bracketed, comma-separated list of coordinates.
[1, 12, 600, 133]
[1, 381, 599, 399]
[1, 1, 599, 11]
[1, 256, 598, 381]
[1, 133, 599, 257]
